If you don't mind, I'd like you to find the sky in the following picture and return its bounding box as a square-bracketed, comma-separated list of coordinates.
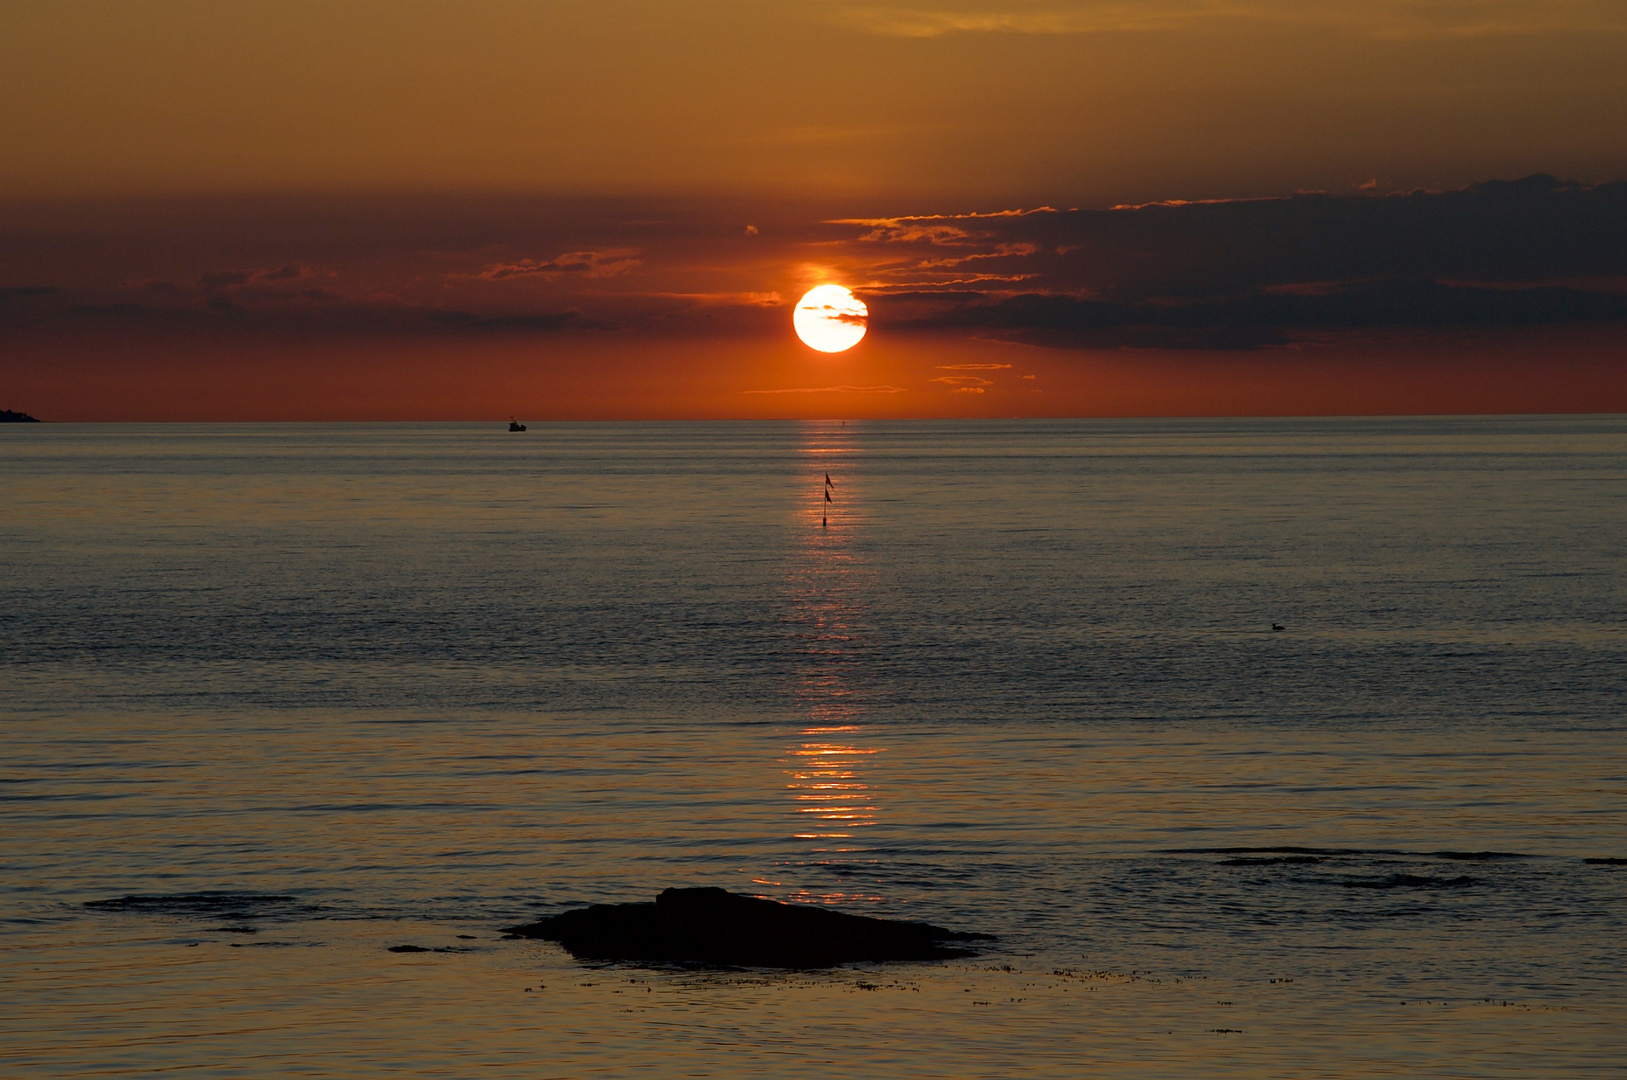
[3, 0, 1626, 419]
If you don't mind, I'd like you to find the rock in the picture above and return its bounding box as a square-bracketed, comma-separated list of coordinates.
[503, 887, 992, 968]
[387, 944, 472, 954]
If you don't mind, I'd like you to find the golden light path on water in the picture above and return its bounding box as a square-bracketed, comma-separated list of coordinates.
[789, 730, 880, 842]
[772, 421, 888, 906]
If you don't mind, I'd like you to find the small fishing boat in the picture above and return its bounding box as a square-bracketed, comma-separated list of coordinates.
[509, 418, 527, 432]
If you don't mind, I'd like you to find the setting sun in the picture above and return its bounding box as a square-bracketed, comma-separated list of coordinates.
[793, 284, 868, 353]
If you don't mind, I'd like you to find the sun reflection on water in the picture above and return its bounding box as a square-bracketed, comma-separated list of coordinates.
[788, 728, 881, 840]
[776, 422, 891, 904]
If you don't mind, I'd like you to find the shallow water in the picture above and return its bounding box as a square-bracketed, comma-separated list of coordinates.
[2, 418, 1624, 1076]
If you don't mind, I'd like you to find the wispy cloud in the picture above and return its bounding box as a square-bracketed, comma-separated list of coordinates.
[829, 1, 1627, 40]
[622, 290, 785, 306]
[918, 243, 1042, 269]
[830, 2, 1205, 37]
[832, 220, 972, 245]
[477, 251, 642, 281]
[863, 274, 1040, 290]
[200, 264, 314, 292]
[741, 385, 909, 394]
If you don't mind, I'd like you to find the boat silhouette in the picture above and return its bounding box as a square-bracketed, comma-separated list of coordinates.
[508, 418, 527, 432]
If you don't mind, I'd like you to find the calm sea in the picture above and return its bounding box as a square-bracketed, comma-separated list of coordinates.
[2, 418, 1624, 1077]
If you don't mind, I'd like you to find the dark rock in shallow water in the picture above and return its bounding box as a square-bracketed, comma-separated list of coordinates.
[388, 944, 473, 954]
[503, 887, 992, 968]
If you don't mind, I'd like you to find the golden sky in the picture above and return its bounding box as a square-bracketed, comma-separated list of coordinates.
[3, 1, 1626, 418]
[7, 0, 1626, 202]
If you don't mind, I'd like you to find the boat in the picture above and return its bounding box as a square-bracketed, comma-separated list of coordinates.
[509, 418, 527, 432]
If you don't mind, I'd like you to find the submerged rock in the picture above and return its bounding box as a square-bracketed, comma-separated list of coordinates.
[503, 887, 991, 968]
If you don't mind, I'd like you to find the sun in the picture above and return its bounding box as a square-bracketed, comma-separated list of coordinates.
[794, 284, 868, 353]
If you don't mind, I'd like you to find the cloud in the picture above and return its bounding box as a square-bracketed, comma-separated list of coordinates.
[902, 279, 1627, 349]
[930, 375, 995, 387]
[477, 251, 642, 280]
[830, 2, 1199, 37]
[845, 175, 1627, 347]
[632, 290, 785, 307]
[863, 274, 1039, 290]
[828, 2, 1627, 39]
[833, 219, 973, 245]
[201, 270, 252, 291]
[0, 285, 58, 302]
[426, 309, 589, 331]
[917, 243, 1042, 269]
[741, 385, 909, 394]
[847, 177, 1627, 296]
[69, 302, 150, 319]
[0, 270, 601, 334]
[9, 181, 1624, 352]
[129, 280, 184, 295]
[200, 264, 315, 291]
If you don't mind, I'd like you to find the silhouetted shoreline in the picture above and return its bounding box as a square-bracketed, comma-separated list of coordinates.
[0, 409, 41, 422]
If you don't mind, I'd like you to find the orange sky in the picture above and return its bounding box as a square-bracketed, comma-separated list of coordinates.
[6, 2, 1626, 204]
[9, 321, 1625, 422]
[2, 2, 1625, 419]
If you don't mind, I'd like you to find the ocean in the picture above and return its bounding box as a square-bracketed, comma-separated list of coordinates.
[2, 417, 1624, 1077]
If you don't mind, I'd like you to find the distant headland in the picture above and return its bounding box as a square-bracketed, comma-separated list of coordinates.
[1, 409, 41, 423]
